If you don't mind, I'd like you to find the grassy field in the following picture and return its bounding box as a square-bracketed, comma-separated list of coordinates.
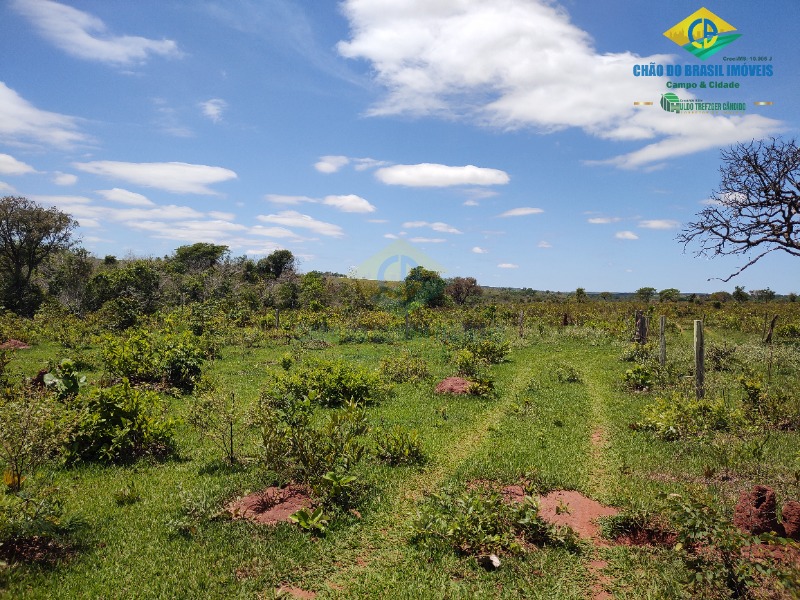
[2, 308, 799, 599]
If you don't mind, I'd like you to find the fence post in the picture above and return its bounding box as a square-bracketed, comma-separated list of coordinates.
[634, 310, 647, 344]
[659, 315, 666, 366]
[694, 319, 704, 399]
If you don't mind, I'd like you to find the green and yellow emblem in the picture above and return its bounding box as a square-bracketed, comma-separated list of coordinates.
[663, 7, 740, 60]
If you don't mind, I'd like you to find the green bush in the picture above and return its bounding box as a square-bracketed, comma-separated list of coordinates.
[258, 395, 368, 485]
[374, 426, 425, 466]
[101, 329, 205, 393]
[633, 393, 746, 440]
[411, 486, 577, 555]
[622, 364, 652, 391]
[379, 352, 430, 383]
[65, 380, 176, 463]
[0, 485, 84, 555]
[262, 359, 390, 408]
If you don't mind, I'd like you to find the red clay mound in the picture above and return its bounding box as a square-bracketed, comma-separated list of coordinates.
[0, 339, 30, 350]
[435, 377, 473, 395]
[227, 484, 312, 525]
[536, 490, 619, 541]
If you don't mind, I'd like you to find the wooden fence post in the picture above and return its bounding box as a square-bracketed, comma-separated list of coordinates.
[694, 319, 704, 399]
[634, 310, 647, 344]
[659, 315, 666, 366]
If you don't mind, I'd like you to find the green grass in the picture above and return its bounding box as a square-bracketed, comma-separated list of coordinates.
[2, 321, 799, 599]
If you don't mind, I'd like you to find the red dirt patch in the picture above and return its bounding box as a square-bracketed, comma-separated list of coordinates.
[226, 484, 312, 525]
[435, 377, 473, 395]
[614, 527, 677, 547]
[0, 339, 30, 350]
[276, 585, 317, 598]
[588, 559, 613, 600]
[537, 490, 619, 541]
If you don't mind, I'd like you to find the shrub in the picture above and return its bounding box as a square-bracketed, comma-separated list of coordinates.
[633, 393, 746, 440]
[0, 386, 77, 492]
[43, 358, 86, 400]
[188, 390, 243, 464]
[411, 486, 577, 555]
[65, 380, 176, 463]
[262, 359, 390, 408]
[553, 363, 582, 383]
[622, 364, 652, 391]
[373, 426, 425, 466]
[258, 395, 368, 485]
[380, 352, 430, 383]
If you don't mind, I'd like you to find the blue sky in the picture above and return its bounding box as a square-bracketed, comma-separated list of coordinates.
[0, 0, 797, 293]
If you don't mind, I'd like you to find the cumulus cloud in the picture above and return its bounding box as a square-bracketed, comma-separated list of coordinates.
[74, 161, 237, 194]
[0, 82, 87, 147]
[338, 0, 780, 167]
[499, 207, 543, 217]
[587, 216, 621, 224]
[538, 241, 552, 248]
[97, 187, 154, 206]
[12, 0, 180, 65]
[53, 172, 77, 185]
[472, 246, 488, 254]
[638, 219, 679, 230]
[322, 194, 376, 213]
[265, 194, 316, 205]
[402, 220, 462, 234]
[463, 200, 479, 207]
[376, 163, 509, 187]
[200, 99, 227, 123]
[0, 153, 36, 175]
[497, 263, 519, 269]
[258, 210, 344, 237]
[615, 231, 639, 240]
[0, 182, 15, 193]
[384, 233, 399, 239]
[314, 155, 350, 173]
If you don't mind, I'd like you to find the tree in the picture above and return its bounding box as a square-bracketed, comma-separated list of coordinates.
[732, 285, 749, 302]
[172, 242, 229, 272]
[257, 249, 296, 280]
[678, 138, 800, 281]
[750, 288, 776, 302]
[574, 287, 588, 302]
[0, 196, 78, 315]
[403, 266, 447, 308]
[658, 288, 680, 302]
[635, 287, 656, 303]
[445, 276, 482, 305]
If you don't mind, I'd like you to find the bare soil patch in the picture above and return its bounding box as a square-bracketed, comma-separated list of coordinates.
[0, 339, 30, 350]
[226, 484, 312, 525]
[276, 585, 317, 598]
[536, 490, 619, 541]
[435, 377, 473, 395]
[0, 536, 74, 564]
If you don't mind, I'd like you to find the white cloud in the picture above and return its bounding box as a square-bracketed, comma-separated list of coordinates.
[499, 207, 543, 217]
[353, 157, 389, 171]
[314, 155, 350, 173]
[338, 0, 781, 167]
[498, 263, 519, 269]
[200, 99, 227, 123]
[538, 241, 552, 248]
[322, 194, 376, 213]
[249, 226, 302, 239]
[0, 182, 15, 193]
[615, 231, 639, 240]
[74, 161, 237, 194]
[258, 210, 344, 237]
[0, 153, 36, 175]
[368, 218, 388, 223]
[12, 0, 180, 65]
[463, 199, 479, 207]
[587, 216, 621, 224]
[97, 187, 154, 207]
[638, 219, 679, 230]
[384, 233, 399, 239]
[376, 163, 509, 187]
[53, 172, 77, 185]
[409, 237, 445, 243]
[472, 246, 488, 254]
[265, 194, 316, 205]
[402, 220, 462, 234]
[208, 211, 236, 221]
[0, 82, 87, 147]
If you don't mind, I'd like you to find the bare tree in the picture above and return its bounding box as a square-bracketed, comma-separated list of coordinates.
[678, 138, 800, 281]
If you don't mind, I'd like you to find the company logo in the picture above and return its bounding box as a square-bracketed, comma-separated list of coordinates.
[663, 7, 741, 60]
[353, 239, 445, 281]
[660, 92, 681, 113]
